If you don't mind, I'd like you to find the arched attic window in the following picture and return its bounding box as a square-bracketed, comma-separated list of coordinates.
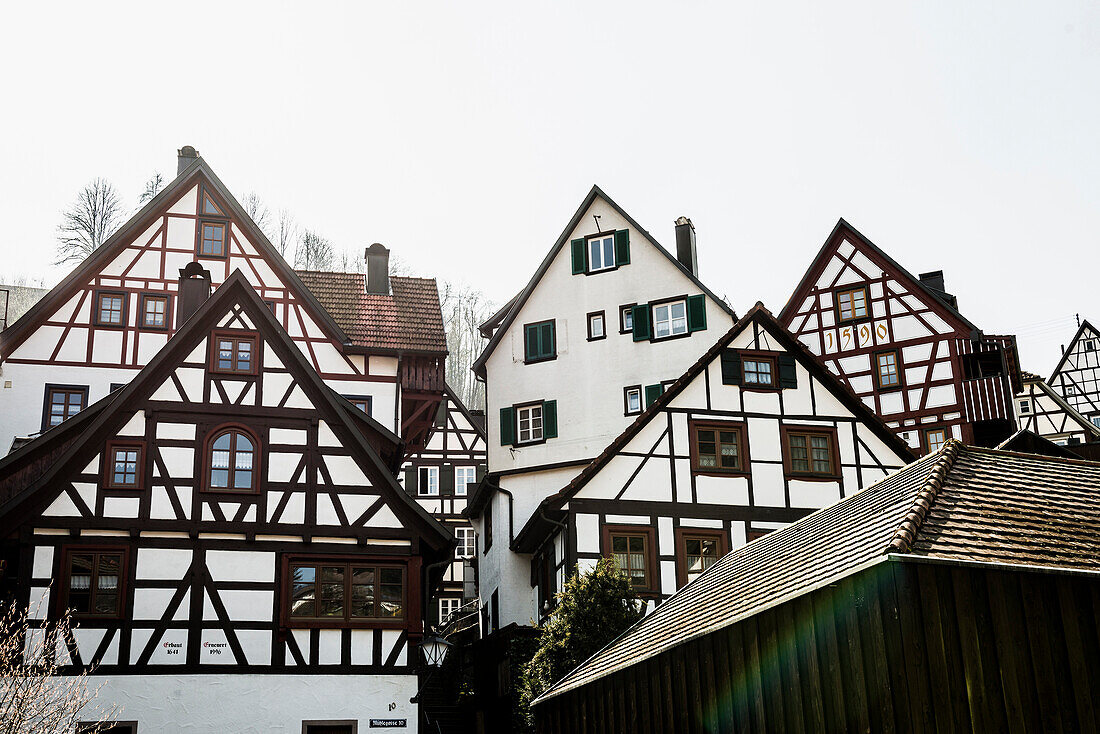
[205, 425, 258, 493]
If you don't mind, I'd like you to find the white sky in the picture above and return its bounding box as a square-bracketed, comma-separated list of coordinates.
[1, 1, 1096, 374]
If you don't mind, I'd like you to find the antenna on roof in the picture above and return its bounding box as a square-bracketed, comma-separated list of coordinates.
[592, 215, 601, 232]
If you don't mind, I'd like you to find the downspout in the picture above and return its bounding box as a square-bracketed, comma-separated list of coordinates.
[494, 481, 516, 547]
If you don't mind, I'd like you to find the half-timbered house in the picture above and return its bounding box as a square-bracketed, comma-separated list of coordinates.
[0, 272, 454, 732]
[401, 385, 486, 627]
[468, 188, 737, 632]
[1014, 371, 1100, 447]
[0, 147, 448, 457]
[510, 304, 915, 618]
[1048, 318, 1100, 429]
[780, 219, 1021, 453]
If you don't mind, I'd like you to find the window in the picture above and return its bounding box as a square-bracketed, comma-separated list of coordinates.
[455, 527, 476, 558]
[587, 311, 606, 341]
[105, 443, 143, 489]
[517, 403, 544, 444]
[439, 597, 462, 622]
[454, 466, 477, 496]
[1086, 340, 1096, 352]
[344, 395, 372, 415]
[523, 320, 556, 363]
[604, 527, 654, 592]
[203, 190, 225, 216]
[1091, 415, 1100, 429]
[619, 304, 635, 334]
[212, 334, 257, 374]
[418, 466, 440, 496]
[43, 385, 87, 429]
[62, 548, 125, 619]
[690, 421, 747, 474]
[96, 292, 126, 326]
[782, 427, 838, 478]
[675, 529, 727, 587]
[624, 385, 643, 415]
[483, 501, 493, 553]
[835, 287, 869, 322]
[1018, 399, 1032, 415]
[287, 560, 405, 624]
[875, 350, 901, 390]
[587, 234, 616, 273]
[924, 427, 948, 454]
[206, 427, 257, 493]
[652, 299, 688, 339]
[742, 356, 776, 388]
[198, 221, 226, 257]
[140, 294, 169, 329]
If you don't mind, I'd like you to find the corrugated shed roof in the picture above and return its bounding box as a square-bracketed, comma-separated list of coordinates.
[536, 444, 1100, 702]
[296, 271, 447, 355]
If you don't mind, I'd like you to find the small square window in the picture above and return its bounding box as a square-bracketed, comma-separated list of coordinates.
[1085, 340, 1096, 352]
[620, 304, 635, 334]
[653, 300, 688, 339]
[587, 311, 606, 341]
[211, 334, 257, 375]
[1018, 400, 1031, 415]
[43, 385, 87, 430]
[924, 427, 948, 454]
[624, 386, 643, 415]
[105, 443, 144, 489]
[344, 396, 372, 415]
[742, 357, 777, 387]
[835, 287, 869, 322]
[517, 404, 544, 443]
[454, 466, 478, 496]
[96, 292, 126, 326]
[418, 466, 439, 496]
[587, 234, 616, 273]
[199, 222, 226, 257]
[676, 529, 727, 586]
[875, 350, 901, 390]
[140, 294, 169, 329]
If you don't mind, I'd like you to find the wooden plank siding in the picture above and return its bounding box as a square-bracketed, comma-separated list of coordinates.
[534, 560, 1100, 733]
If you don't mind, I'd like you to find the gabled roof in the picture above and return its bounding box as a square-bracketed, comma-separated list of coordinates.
[296, 270, 448, 356]
[470, 185, 737, 378]
[443, 383, 488, 442]
[1019, 373, 1100, 440]
[1, 154, 349, 359]
[511, 302, 917, 551]
[0, 271, 454, 554]
[778, 218, 980, 335]
[534, 442, 1100, 703]
[995, 429, 1085, 459]
[1048, 318, 1100, 381]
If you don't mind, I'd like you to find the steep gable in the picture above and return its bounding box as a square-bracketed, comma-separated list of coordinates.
[1048, 319, 1100, 416]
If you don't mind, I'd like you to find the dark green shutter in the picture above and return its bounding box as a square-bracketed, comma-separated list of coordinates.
[687, 294, 707, 332]
[499, 407, 515, 446]
[404, 467, 418, 495]
[524, 324, 537, 361]
[541, 322, 555, 357]
[441, 464, 455, 495]
[632, 304, 651, 342]
[645, 383, 664, 408]
[571, 239, 586, 274]
[542, 400, 558, 439]
[778, 354, 798, 389]
[720, 349, 742, 385]
[614, 229, 630, 265]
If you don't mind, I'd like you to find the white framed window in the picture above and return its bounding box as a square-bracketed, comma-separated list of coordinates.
[624, 386, 642, 415]
[454, 466, 478, 496]
[455, 526, 476, 558]
[620, 305, 634, 333]
[587, 312, 605, 340]
[587, 234, 615, 273]
[517, 404, 544, 444]
[439, 597, 462, 622]
[418, 466, 439, 496]
[653, 300, 688, 339]
[1091, 414, 1100, 429]
[1018, 399, 1031, 415]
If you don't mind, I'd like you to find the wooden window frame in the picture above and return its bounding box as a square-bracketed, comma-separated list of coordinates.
[601, 524, 658, 595]
[197, 220, 228, 258]
[780, 425, 841, 481]
[585, 231, 619, 274]
[138, 293, 171, 330]
[209, 331, 260, 376]
[515, 402, 545, 445]
[103, 441, 145, 491]
[58, 545, 129, 621]
[923, 426, 948, 454]
[523, 319, 557, 364]
[343, 395, 372, 415]
[586, 310, 606, 342]
[280, 555, 408, 630]
[41, 384, 88, 431]
[619, 303, 637, 334]
[650, 295, 691, 341]
[674, 528, 729, 588]
[623, 385, 643, 416]
[739, 351, 780, 392]
[202, 424, 261, 495]
[689, 419, 750, 476]
[874, 349, 903, 391]
[834, 286, 870, 324]
[94, 290, 127, 328]
[418, 465, 440, 496]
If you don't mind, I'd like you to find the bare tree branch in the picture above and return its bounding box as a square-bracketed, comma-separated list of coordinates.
[438, 281, 494, 409]
[274, 208, 298, 261]
[137, 172, 164, 206]
[241, 192, 272, 241]
[54, 179, 122, 265]
[294, 229, 334, 271]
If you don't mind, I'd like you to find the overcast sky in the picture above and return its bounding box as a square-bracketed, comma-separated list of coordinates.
[1, 1, 1096, 374]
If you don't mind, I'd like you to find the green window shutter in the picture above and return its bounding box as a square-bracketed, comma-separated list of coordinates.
[687, 294, 707, 332]
[645, 383, 664, 408]
[614, 229, 630, 266]
[571, 238, 587, 275]
[720, 349, 741, 385]
[542, 400, 558, 439]
[632, 304, 651, 342]
[541, 321, 555, 357]
[440, 464, 455, 494]
[499, 407, 515, 446]
[524, 324, 537, 362]
[404, 467, 418, 495]
[778, 354, 798, 389]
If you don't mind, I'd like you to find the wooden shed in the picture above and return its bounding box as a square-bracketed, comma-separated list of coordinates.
[531, 441, 1100, 733]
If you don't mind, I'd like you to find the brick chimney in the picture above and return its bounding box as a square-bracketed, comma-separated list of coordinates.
[365, 243, 391, 295]
[177, 145, 199, 175]
[674, 217, 698, 276]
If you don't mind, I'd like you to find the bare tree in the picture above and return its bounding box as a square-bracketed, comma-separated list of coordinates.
[274, 208, 298, 261]
[294, 230, 334, 271]
[388, 253, 413, 278]
[0, 597, 120, 733]
[438, 281, 495, 409]
[241, 192, 271, 239]
[336, 247, 364, 273]
[55, 179, 122, 265]
[137, 172, 164, 205]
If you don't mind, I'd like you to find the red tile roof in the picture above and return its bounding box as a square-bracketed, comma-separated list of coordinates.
[295, 271, 447, 355]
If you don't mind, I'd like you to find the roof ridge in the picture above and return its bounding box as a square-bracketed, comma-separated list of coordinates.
[886, 439, 963, 553]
